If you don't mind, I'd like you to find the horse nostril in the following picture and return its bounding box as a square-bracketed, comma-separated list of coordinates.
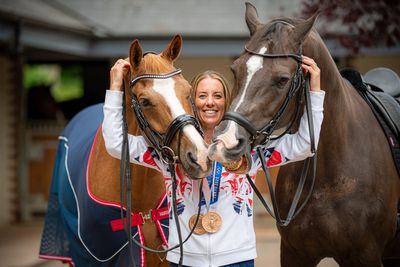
[187, 151, 197, 164]
[222, 136, 247, 160]
[237, 137, 245, 148]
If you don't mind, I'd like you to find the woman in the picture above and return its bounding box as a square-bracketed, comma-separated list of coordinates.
[190, 70, 232, 144]
[103, 57, 324, 267]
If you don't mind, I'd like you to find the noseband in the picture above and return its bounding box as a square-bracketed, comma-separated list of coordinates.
[129, 68, 203, 163]
[223, 46, 305, 146]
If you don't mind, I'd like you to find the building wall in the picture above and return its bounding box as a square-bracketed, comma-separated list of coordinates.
[176, 56, 235, 85]
[348, 55, 400, 75]
[0, 55, 18, 224]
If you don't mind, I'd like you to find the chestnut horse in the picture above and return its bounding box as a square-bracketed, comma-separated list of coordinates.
[39, 35, 211, 267]
[209, 3, 400, 267]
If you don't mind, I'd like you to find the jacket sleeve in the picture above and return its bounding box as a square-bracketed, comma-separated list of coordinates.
[253, 90, 325, 169]
[102, 90, 162, 171]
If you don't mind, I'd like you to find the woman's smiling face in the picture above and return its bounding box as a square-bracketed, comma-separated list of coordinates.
[195, 77, 226, 131]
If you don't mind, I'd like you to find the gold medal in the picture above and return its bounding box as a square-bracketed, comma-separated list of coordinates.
[188, 214, 206, 235]
[201, 211, 222, 233]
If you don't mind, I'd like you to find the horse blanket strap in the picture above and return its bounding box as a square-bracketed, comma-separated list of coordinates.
[110, 207, 169, 232]
[340, 68, 400, 176]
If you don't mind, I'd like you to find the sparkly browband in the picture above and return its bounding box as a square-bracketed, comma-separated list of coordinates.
[130, 69, 182, 87]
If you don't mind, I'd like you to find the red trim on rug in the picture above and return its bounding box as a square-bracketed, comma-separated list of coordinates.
[138, 225, 146, 267]
[85, 127, 126, 209]
[39, 255, 74, 266]
[155, 193, 169, 246]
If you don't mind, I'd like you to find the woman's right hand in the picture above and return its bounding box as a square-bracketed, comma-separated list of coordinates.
[109, 59, 131, 91]
[301, 56, 321, 92]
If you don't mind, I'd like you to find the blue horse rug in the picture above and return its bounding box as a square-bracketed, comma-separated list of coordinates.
[39, 103, 169, 267]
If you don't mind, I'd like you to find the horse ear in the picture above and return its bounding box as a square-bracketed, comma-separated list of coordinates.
[293, 12, 319, 44]
[129, 39, 143, 73]
[245, 2, 262, 36]
[161, 34, 182, 62]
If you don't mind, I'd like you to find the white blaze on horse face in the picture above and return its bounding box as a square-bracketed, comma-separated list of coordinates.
[234, 46, 267, 112]
[215, 47, 268, 152]
[153, 78, 209, 171]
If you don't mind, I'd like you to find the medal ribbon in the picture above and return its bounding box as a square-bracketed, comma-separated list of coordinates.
[201, 162, 223, 210]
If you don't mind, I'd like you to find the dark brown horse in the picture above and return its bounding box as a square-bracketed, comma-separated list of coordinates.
[209, 3, 400, 267]
[40, 35, 211, 267]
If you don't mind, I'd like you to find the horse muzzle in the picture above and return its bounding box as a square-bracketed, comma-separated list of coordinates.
[208, 120, 251, 163]
[180, 141, 213, 179]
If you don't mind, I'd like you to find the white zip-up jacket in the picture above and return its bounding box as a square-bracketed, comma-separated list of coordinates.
[102, 90, 325, 267]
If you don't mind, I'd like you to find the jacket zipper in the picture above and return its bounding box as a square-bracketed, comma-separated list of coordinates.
[207, 233, 212, 266]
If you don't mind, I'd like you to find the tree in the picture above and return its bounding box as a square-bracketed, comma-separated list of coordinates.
[300, 0, 400, 53]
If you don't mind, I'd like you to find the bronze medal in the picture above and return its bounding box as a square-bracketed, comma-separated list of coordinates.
[188, 214, 206, 235]
[222, 155, 249, 175]
[201, 211, 222, 233]
[222, 157, 243, 172]
[234, 154, 249, 175]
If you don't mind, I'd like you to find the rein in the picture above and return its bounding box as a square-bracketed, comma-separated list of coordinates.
[224, 45, 317, 226]
[119, 66, 204, 267]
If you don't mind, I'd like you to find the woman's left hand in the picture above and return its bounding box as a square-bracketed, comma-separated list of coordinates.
[301, 56, 321, 92]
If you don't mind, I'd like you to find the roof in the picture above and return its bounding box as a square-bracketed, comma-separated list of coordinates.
[0, 0, 398, 59]
[0, 0, 300, 37]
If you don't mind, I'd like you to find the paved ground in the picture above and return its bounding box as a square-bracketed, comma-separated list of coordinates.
[0, 213, 339, 267]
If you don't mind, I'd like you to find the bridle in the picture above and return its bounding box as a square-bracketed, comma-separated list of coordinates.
[223, 46, 304, 146]
[222, 37, 317, 227]
[129, 68, 203, 164]
[119, 59, 204, 267]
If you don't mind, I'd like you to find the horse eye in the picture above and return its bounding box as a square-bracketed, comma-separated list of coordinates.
[139, 98, 152, 107]
[276, 76, 290, 87]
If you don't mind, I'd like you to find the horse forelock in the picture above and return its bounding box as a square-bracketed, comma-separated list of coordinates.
[247, 20, 297, 58]
[139, 53, 174, 74]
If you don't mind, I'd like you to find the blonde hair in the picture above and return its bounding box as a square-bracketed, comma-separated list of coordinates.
[190, 70, 231, 113]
